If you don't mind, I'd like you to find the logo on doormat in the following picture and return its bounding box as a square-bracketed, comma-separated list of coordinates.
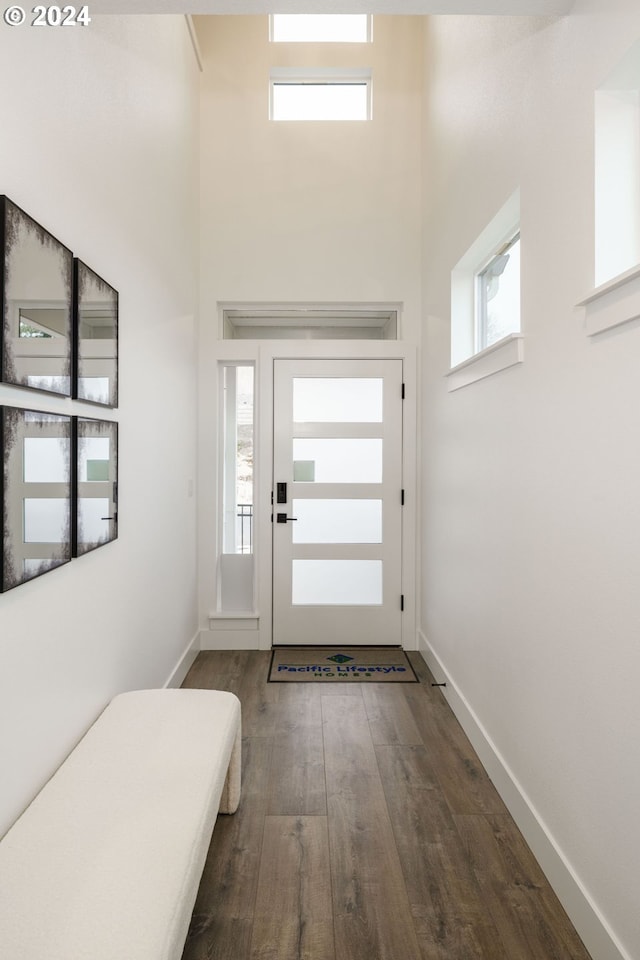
[326, 654, 354, 664]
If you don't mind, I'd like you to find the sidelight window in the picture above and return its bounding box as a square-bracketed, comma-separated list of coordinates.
[221, 364, 254, 555]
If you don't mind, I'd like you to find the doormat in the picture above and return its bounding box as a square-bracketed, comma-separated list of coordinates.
[268, 647, 419, 683]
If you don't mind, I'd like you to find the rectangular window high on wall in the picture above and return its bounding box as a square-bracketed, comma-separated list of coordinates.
[476, 232, 521, 352]
[451, 190, 521, 368]
[595, 40, 640, 286]
[270, 14, 371, 44]
[222, 364, 254, 555]
[270, 68, 372, 122]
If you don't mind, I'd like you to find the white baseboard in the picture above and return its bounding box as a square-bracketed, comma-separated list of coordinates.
[164, 632, 200, 689]
[417, 631, 631, 960]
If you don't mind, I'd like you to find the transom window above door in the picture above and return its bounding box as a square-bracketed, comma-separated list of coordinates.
[220, 304, 399, 340]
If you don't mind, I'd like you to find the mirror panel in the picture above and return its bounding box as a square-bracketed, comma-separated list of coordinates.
[73, 416, 118, 556]
[1, 197, 72, 395]
[1, 406, 72, 592]
[74, 259, 118, 407]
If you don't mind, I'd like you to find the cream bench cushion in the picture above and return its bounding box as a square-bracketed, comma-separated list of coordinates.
[0, 688, 241, 960]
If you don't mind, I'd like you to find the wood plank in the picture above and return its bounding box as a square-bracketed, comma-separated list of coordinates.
[322, 695, 384, 799]
[181, 919, 253, 960]
[362, 684, 424, 746]
[237, 652, 281, 737]
[182, 736, 273, 959]
[182, 650, 249, 698]
[249, 816, 334, 960]
[311, 680, 364, 697]
[322, 696, 423, 960]
[374, 744, 455, 842]
[266, 688, 326, 816]
[328, 793, 423, 960]
[406, 651, 433, 684]
[411, 893, 508, 960]
[479, 815, 593, 959]
[375, 745, 507, 959]
[403, 675, 508, 816]
[455, 814, 593, 960]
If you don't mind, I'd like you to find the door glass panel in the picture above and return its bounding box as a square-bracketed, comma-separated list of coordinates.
[292, 499, 382, 543]
[292, 438, 382, 483]
[292, 559, 382, 605]
[293, 378, 382, 422]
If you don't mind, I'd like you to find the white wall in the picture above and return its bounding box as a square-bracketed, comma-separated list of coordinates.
[196, 16, 423, 635]
[420, 9, 640, 960]
[0, 15, 200, 835]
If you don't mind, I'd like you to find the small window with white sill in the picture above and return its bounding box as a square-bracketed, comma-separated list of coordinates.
[594, 40, 640, 288]
[580, 41, 640, 336]
[449, 191, 522, 389]
[475, 232, 521, 352]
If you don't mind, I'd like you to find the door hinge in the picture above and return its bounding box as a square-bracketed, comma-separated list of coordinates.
[401, 594, 405, 611]
[401, 489, 405, 506]
[401, 382, 405, 399]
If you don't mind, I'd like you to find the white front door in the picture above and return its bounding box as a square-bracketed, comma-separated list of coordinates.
[272, 358, 404, 646]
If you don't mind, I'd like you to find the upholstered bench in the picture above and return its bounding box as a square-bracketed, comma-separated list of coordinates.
[0, 688, 241, 960]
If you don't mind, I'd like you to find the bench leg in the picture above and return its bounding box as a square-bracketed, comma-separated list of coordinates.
[218, 723, 241, 814]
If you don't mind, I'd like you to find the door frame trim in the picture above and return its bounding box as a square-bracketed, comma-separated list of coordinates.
[200, 339, 418, 651]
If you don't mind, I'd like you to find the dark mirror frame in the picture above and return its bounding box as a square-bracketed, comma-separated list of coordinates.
[0, 196, 73, 397]
[72, 416, 118, 557]
[1, 405, 72, 593]
[73, 259, 119, 408]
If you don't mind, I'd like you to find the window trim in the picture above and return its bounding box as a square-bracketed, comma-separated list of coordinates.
[446, 333, 524, 392]
[450, 190, 520, 367]
[578, 262, 640, 337]
[269, 68, 372, 122]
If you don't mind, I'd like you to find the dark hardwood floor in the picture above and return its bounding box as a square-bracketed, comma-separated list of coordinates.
[180, 651, 592, 960]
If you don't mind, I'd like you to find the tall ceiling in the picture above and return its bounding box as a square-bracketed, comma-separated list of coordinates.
[90, 1, 574, 16]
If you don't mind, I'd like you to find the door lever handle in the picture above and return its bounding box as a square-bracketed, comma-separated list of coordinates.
[276, 513, 298, 523]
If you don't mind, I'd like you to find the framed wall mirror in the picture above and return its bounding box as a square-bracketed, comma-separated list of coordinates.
[1, 197, 73, 396]
[74, 260, 118, 407]
[1, 406, 72, 592]
[73, 416, 118, 556]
